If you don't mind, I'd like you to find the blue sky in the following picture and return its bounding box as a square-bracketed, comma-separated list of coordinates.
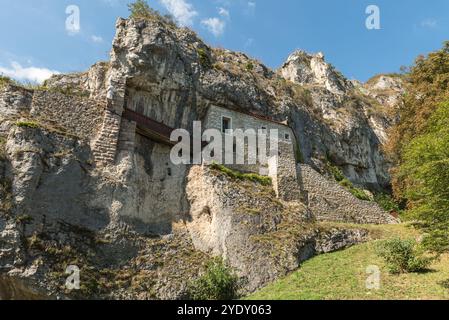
[0, 0, 448, 83]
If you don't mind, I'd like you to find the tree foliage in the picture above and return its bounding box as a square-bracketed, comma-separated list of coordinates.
[388, 42, 449, 253]
[387, 41, 449, 168]
[128, 0, 155, 19]
[398, 103, 449, 252]
[127, 0, 176, 25]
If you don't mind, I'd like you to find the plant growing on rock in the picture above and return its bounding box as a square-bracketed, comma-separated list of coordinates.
[374, 193, 403, 213]
[210, 163, 272, 186]
[0, 75, 13, 88]
[128, 0, 155, 19]
[0, 178, 13, 216]
[327, 162, 371, 201]
[187, 257, 240, 300]
[15, 121, 40, 129]
[0, 137, 6, 161]
[197, 48, 211, 69]
[128, 0, 176, 26]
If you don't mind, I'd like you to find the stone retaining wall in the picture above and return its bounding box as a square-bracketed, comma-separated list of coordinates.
[30, 90, 104, 140]
[298, 164, 398, 224]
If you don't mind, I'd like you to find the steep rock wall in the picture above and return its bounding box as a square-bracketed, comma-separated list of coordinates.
[99, 18, 400, 191]
[46, 17, 402, 191]
[0, 15, 405, 299]
[186, 165, 369, 293]
[0, 123, 196, 299]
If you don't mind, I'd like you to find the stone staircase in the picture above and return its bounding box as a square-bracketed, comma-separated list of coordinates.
[92, 108, 122, 165]
[92, 76, 127, 166]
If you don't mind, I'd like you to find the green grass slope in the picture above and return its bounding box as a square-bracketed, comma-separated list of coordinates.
[247, 223, 449, 300]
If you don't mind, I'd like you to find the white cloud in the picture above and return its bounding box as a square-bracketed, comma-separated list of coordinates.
[201, 18, 226, 37]
[420, 18, 437, 28]
[0, 62, 60, 84]
[218, 7, 230, 19]
[91, 35, 104, 43]
[159, 0, 198, 27]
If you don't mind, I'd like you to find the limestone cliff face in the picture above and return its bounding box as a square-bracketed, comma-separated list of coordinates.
[279, 51, 403, 190]
[0, 114, 369, 298]
[0, 16, 402, 300]
[185, 166, 369, 293]
[280, 50, 353, 95]
[48, 19, 402, 191]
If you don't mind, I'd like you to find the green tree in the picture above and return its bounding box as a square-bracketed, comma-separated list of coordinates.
[387, 42, 449, 170]
[127, 0, 176, 25]
[387, 42, 449, 254]
[398, 103, 449, 253]
[128, 0, 157, 19]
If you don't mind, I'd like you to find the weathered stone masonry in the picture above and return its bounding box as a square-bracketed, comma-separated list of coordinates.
[204, 105, 302, 201]
[30, 90, 104, 140]
[92, 109, 123, 165]
[92, 76, 127, 165]
[298, 164, 398, 224]
[89, 88, 394, 225]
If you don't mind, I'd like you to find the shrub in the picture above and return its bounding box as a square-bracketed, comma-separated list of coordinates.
[15, 121, 40, 129]
[128, 0, 155, 19]
[346, 185, 371, 201]
[0, 75, 12, 88]
[245, 62, 254, 71]
[377, 238, 434, 274]
[187, 258, 240, 300]
[128, 0, 176, 26]
[197, 48, 211, 69]
[0, 137, 6, 161]
[328, 163, 345, 182]
[374, 193, 402, 213]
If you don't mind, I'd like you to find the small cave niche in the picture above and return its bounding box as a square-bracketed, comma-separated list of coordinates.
[201, 206, 211, 217]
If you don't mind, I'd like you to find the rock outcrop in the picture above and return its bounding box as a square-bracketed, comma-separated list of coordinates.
[0, 14, 402, 299]
[279, 52, 403, 190]
[45, 18, 403, 191]
[280, 50, 353, 95]
[186, 165, 368, 293]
